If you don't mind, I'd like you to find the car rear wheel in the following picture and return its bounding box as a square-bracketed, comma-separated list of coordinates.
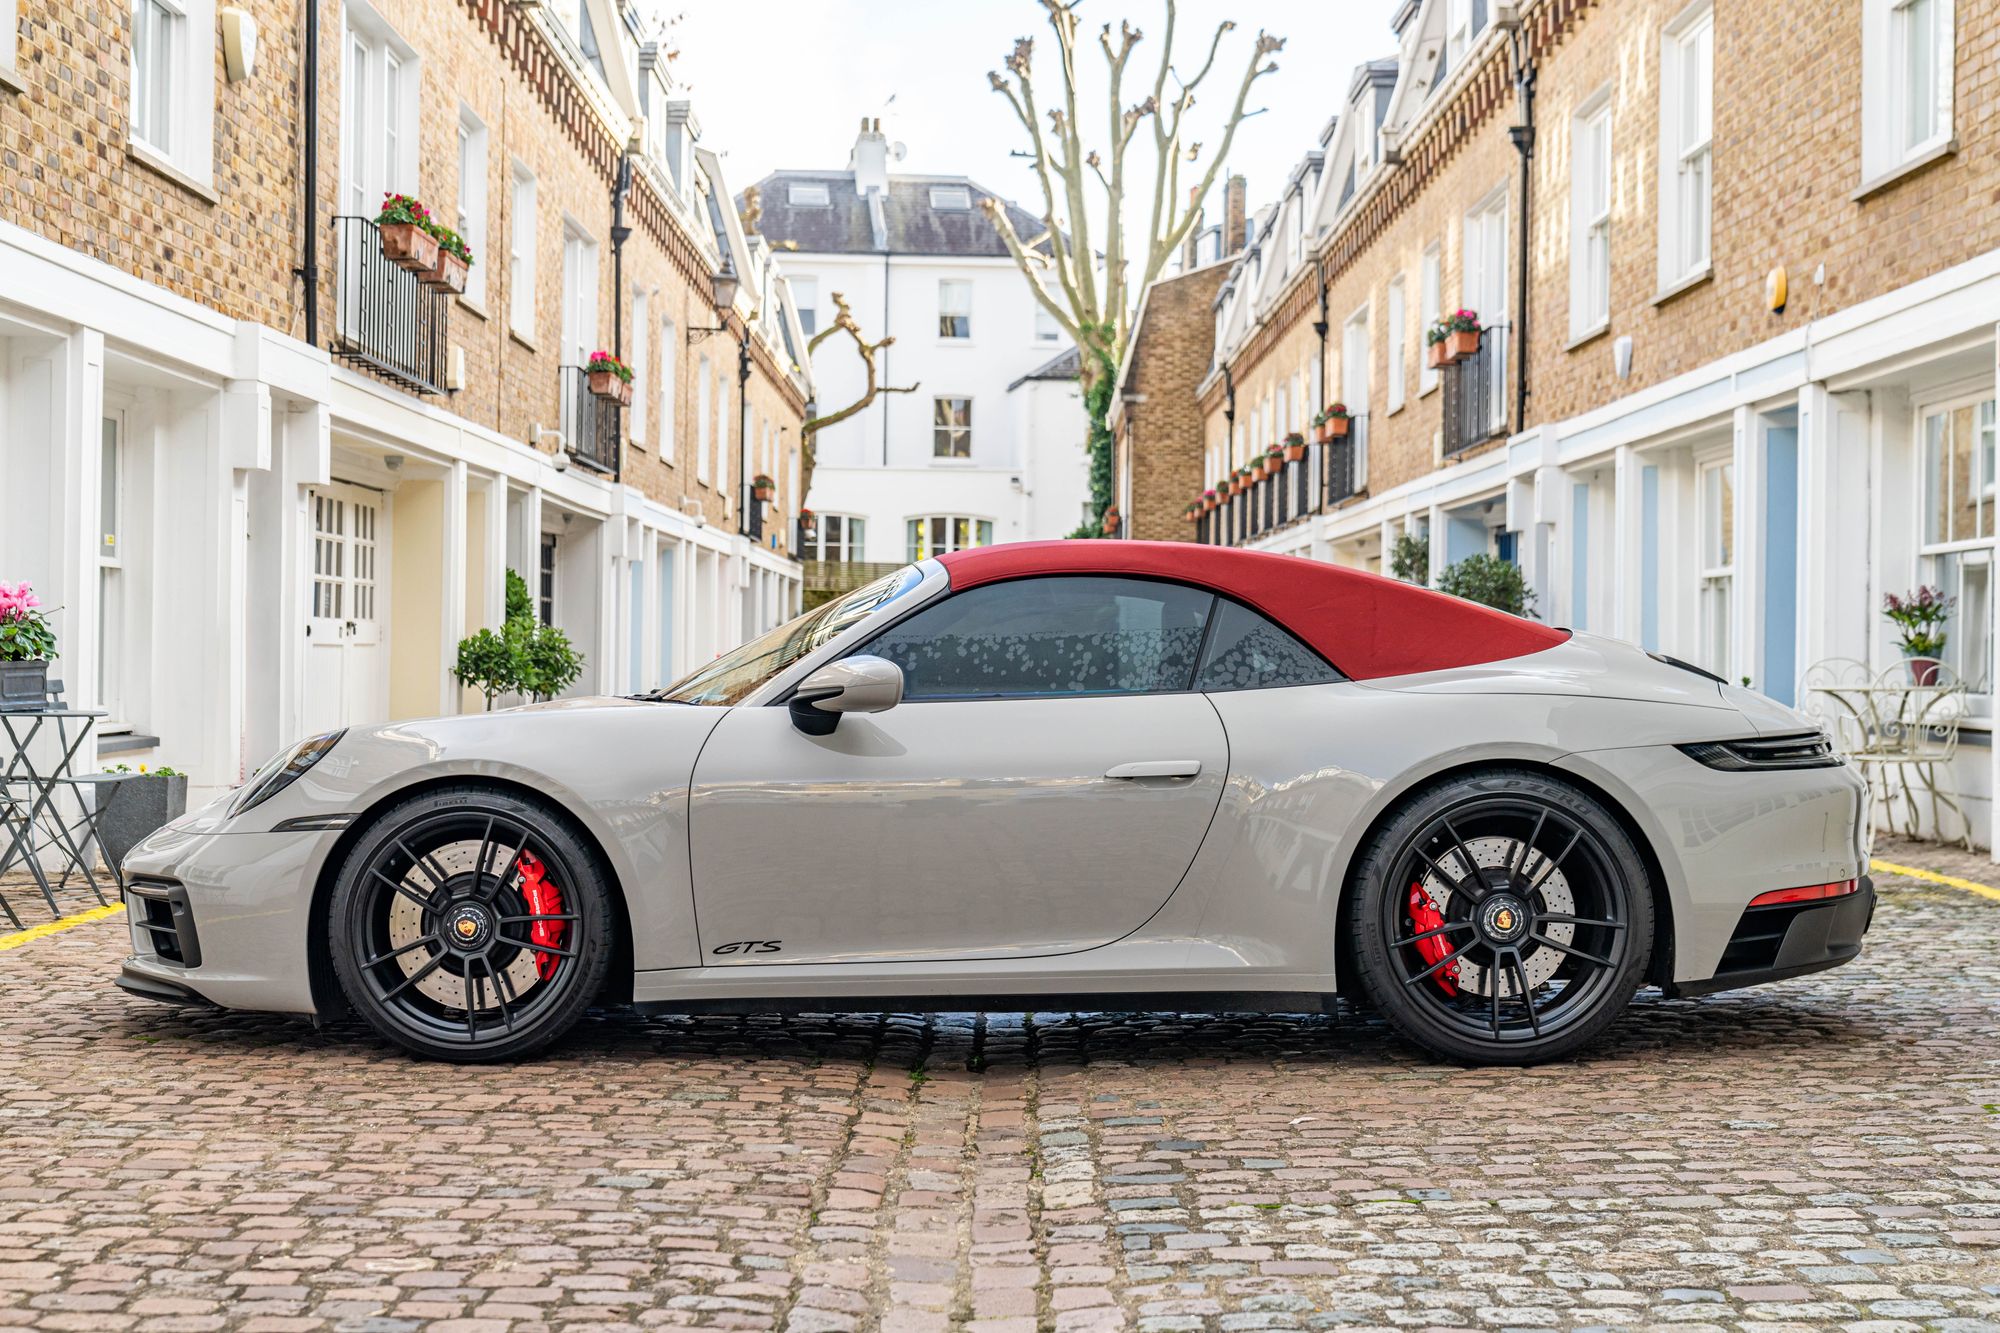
[1346, 770, 1654, 1065]
[328, 787, 614, 1062]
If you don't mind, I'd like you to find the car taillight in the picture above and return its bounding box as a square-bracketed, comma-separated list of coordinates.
[1747, 879, 1858, 908]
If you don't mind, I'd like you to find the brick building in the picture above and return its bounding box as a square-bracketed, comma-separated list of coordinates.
[0, 0, 811, 801]
[1116, 0, 2000, 851]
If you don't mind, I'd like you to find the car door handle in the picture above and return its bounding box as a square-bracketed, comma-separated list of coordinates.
[1105, 760, 1203, 780]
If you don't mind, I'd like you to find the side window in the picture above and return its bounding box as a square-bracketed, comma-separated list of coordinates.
[865, 576, 1213, 701]
[1195, 599, 1342, 692]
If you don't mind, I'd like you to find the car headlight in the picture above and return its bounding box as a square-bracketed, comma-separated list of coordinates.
[231, 729, 346, 817]
[1677, 732, 1841, 771]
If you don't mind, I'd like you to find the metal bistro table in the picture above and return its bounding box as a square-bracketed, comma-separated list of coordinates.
[0, 706, 116, 923]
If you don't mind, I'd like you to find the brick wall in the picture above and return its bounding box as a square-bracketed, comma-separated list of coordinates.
[1119, 262, 1231, 541]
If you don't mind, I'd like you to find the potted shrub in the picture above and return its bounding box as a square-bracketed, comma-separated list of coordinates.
[1264, 444, 1285, 476]
[1426, 324, 1449, 369]
[1322, 404, 1352, 440]
[1283, 431, 1307, 462]
[1884, 586, 1952, 685]
[752, 474, 776, 501]
[1202, 487, 1219, 513]
[420, 226, 474, 294]
[95, 764, 190, 870]
[376, 193, 441, 273]
[0, 581, 56, 710]
[1185, 501, 1202, 523]
[585, 350, 634, 405]
[1443, 309, 1482, 361]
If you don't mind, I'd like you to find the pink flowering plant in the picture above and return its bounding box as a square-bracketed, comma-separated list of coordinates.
[375, 192, 435, 230]
[0, 582, 57, 662]
[585, 350, 634, 383]
[1883, 585, 1952, 658]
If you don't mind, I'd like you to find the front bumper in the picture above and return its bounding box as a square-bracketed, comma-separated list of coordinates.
[115, 824, 332, 1015]
[1666, 876, 1876, 998]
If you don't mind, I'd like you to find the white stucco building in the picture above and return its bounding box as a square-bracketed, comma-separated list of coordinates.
[749, 121, 1091, 566]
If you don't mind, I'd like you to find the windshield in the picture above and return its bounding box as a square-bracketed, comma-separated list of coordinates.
[651, 565, 927, 706]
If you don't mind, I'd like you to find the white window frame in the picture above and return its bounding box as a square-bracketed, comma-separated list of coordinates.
[629, 288, 650, 445]
[808, 514, 869, 562]
[659, 313, 677, 461]
[558, 221, 599, 370]
[1342, 303, 1371, 488]
[1696, 453, 1734, 680]
[339, 1, 416, 219]
[1446, 0, 1492, 69]
[938, 279, 973, 342]
[1657, 2, 1714, 292]
[787, 182, 831, 206]
[455, 108, 490, 307]
[1861, 0, 1956, 187]
[508, 162, 538, 339]
[791, 276, 818, 336]
[695, 354, 711, 484]
[1916, 393, 1998, 707]
[933, 395, 973, 460]
[1386, 276, 1407, 413]
[906, 515, 994, 562]
[130, 0, 216, 187]
[929, 186, 972, 210]
[96, 411, 128, 728]
[1034, 304, 1061, 344]
[713, 367, 729, 495]
[1419, 243, 1442, 395]
[0, 0, 21, 86]
[1463, 187, 1510, 433]
[1569, 91, 1612, 341]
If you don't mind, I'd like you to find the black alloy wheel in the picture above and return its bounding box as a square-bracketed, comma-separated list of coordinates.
[328, 786, 614, 1062]
[1347, 770, 1654, 1064]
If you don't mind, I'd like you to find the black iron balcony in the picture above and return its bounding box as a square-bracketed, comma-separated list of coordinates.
[1325, 421, 1364, 505]
[1441, 327, 1507, 458]
[558, 366, 621, 476]
[331, 216, 451, 395]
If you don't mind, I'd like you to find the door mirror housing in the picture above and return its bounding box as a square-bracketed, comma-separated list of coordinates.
[788, 655, 905, 735]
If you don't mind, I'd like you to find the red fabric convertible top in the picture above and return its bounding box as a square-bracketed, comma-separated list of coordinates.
[936, 540, 1567, 681]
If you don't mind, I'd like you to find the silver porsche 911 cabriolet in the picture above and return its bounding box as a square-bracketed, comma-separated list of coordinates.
[117, 541, 1873, 1064]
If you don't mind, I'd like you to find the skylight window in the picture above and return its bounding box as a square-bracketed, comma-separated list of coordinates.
[930, 186, 972, 210]
[788, 183, 831, 206]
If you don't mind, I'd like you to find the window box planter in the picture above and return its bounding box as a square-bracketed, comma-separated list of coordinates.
[95, 772, 189, 870]
[753, 475, 776, 501]
[420, 250, 470, 295]
[379, 222, 440, 274]
[1284, 435, 1307, 462]
[1447, 327, 1482, 361]
[1263, 450, 1284, 477]
[0, 659, 49, 711]
[1427, 339, 1449, 370]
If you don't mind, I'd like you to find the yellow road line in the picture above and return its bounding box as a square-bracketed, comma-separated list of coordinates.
[1870, 858, 2000, 903]
[0, 902, 126, 951]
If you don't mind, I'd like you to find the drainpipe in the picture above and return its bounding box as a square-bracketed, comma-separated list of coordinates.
[609, 152, 633, 484]
[1311, 254, 1330, 514]
[296, 0, 320, 347]
[1508, 31, 1537, 435]
[737, 330, 752, 538]
[1222, 364, 1236, 546]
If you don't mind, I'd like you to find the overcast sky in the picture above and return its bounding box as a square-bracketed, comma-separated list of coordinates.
[670, 0, 1404, 244]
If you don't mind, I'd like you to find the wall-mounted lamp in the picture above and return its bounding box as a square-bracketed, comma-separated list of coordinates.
[1612, 335, 1634, 381]
[1766, 265, 1789, 315]
[221, 8, 258, 82]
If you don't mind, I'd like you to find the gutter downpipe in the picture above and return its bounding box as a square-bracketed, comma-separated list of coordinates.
[1223, 364, 1236, 546]
[1508, 28, 1537, 436]
[1311, 254, 1330, 514]
[297, 0, 320, 348]
[610, 152, 633, 484]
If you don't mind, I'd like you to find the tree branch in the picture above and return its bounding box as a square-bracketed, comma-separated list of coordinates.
[797, 291, 920, 502]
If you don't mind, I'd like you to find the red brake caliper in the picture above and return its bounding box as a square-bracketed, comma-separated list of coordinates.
[1407, 883, 1460, 996]
[515, 853, 567, 981]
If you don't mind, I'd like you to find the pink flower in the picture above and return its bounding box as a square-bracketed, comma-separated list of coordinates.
[0, 581, 41, 623]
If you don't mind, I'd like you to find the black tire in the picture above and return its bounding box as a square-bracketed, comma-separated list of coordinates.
[1345, 769, 1654, 1065]
[327, 786, 616, 1062]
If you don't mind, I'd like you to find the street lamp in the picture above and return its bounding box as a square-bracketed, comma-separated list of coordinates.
[709, 258, 740, 314]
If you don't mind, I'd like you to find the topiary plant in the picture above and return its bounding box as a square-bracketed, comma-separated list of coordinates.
[1389, 531, 1430, 587]
[1437, 553, 1537, 618]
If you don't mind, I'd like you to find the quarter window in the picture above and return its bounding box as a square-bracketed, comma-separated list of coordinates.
[864, 576, 1214, 701]
[1194, 600, 1341, 692]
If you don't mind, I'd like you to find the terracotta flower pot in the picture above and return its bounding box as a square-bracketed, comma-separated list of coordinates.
[1447, 327, 1481, 360]
[1427, 340, 1448, 370]
[1285, 443, 1306, 462]
[1326, 415, 1351, 439]
[587, 369, 625, 401]
[618, 379, 634, 407]
[754, 482, 774, 501]
[1264, 456, 1282, 477]
[380, 222, 440, 274]
[421, 250, 469, 294]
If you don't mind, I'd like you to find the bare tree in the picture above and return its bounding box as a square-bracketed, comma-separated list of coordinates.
[798, 290, 918, 504]
[985, 1, 1282, 530]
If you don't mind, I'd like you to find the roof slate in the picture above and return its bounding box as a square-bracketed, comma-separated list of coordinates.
[748, 171, 1054, 258]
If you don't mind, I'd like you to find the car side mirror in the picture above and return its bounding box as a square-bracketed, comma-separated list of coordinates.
[788, 655, 905, 736]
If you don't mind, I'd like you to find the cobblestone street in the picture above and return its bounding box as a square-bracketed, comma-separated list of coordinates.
[0, 845, 1994, 1331]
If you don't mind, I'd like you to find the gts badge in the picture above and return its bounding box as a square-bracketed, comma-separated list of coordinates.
[711, 939, 783, 956]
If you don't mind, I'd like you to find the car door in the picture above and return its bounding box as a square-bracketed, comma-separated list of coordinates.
[687, 575, 1230, 964]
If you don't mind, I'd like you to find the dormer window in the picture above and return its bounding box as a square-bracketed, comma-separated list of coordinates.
[929, 186, 972, 210]
[1447, 0, 1492, 68]
[788, 183, 831, 207]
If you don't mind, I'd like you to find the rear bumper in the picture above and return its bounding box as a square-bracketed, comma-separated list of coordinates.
[1666, 876, 1875, 998]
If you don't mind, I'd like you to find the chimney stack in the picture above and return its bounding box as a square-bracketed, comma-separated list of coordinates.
[849, 117, 890, 195]
[1223, 174, 1248, 256]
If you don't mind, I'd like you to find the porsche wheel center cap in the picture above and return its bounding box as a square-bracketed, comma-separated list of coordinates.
[444, 903, 492, 951]
[1479, 895, 1530, 945]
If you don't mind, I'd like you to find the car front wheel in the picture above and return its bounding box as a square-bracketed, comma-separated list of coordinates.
[1347, 770, 1654, 1065]
[328, 786, 615, 1062]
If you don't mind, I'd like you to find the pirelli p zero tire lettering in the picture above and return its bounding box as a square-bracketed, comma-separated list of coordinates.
[1346, 769, 1655, 1066]
[327, 786, 616, 1063]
